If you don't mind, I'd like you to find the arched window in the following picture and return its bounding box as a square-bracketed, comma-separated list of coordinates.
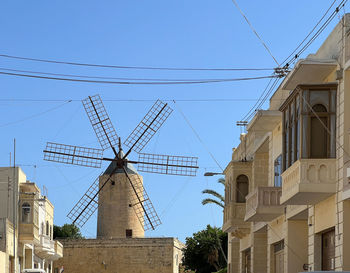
[236, 175, 249, 203]
[22, 203, 31, 223]
[310, 104, 328, 158]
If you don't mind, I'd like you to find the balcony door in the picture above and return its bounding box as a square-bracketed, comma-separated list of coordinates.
[310, 104, 328, 158]
[322, 228, 335, 270]
[274, 241, 284, 273]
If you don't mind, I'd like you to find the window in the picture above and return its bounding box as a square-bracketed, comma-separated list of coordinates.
[21, 203, 31, 223]
[280, 84, 337, 171]
[46, 221, 49, 236]
[274, 155, 282, 187]
[126, 229, 132, 238]
[236, 175, 249, 203]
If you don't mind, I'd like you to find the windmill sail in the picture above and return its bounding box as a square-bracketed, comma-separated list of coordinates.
[123, 100, 173, 155]
[137, 153, 198, 176]
[82, 94, 119, 151]
[44, 142, 103, 168]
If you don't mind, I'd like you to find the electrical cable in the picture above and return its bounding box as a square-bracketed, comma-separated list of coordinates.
[282, 0, 348, 67]
[0, 70, 279, 85]
[230, 0, 280, 67]
[0, 53, 274, 72]
[280, 0, 338, 66]
[0, 67, 271, 82]
[0, 100, 72, 128]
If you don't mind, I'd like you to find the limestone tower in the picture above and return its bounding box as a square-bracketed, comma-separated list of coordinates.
[96, 159, 144, 239]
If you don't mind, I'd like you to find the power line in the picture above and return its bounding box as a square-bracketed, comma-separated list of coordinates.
[280, 0, 338, 66]
[282, 0, 348, 67]
[0, 71, 280, 85]
[0, 100, 72, 128]
[230, 0, 279, 67]
[0, 67, 271, 82]
[0, 98, 288, 103]
[0, 54, 274, 72]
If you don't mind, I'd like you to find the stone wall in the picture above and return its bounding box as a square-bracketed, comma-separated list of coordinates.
[53, 237, 183, 273]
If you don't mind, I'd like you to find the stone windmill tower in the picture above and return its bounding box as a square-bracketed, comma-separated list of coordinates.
[43, 95, 198, 238]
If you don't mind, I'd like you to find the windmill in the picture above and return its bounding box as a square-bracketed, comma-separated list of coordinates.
[43, 95, 198, 236]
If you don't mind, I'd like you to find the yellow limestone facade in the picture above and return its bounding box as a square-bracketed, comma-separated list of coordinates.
[223, 14, 350, 273]
[0, 167, 63, 273]
[53, 237, 184, 273]
[54, 161, 184, 273]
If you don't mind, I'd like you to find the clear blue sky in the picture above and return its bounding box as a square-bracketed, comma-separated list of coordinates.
[0, 0, 344, 241]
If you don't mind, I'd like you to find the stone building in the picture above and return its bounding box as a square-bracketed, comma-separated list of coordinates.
[0, 167, 63, 273]
[223, 14, 350, 273]
[53, 161, 184, 273]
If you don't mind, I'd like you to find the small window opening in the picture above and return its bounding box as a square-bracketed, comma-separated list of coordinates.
[126, 229, 133, 238]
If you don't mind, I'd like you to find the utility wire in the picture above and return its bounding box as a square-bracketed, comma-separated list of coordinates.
[230, 0, 280, 67]
[282, 0, 348, 67]
[0, 100, 72, 128]
[241, 0, 348, 123]
[0, 54, 274, 72]
[0, 98, 288, 102]
[0, 67, 271, 82]
[0, 71, 279, 85]
[280, 0, 338, 65]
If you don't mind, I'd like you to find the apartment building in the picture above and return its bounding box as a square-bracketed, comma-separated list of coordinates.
[0, 167, 63, 273]
[223, 14, 350, 273]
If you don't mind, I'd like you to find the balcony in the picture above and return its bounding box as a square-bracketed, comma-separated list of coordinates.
[222, 202, 250, 236]
[280, 159, 337, 205]
[35, 234, 55, 259]
[19, 223, 39, 243]
[244, 187, 283, 222]
[53, 240, 63, 260]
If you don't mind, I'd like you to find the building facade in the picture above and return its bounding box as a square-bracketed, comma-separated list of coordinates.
[223, 14, 350, 273]
[0, 167, 63, 273]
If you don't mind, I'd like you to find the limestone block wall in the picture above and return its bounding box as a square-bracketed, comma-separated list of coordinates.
[227, 235, 239, 273]
[252, 232, 267, 273]
[53, 237, 182, 273]
[252, 152, 269, 190]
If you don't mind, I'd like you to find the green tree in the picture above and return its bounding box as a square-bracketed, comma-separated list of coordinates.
[182, 225, 227, 273]
[202, 178, 225, 208]
[53, 223, 84, 239]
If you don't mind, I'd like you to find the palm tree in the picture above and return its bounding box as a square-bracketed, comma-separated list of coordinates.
[201, 178, 225, 209]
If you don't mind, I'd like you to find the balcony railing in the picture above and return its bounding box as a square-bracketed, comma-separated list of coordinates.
[54, 240, 63, 260]
[244, 186, 283, 222]
[280, 158, 337, 205]
[222, 202, 250, 235]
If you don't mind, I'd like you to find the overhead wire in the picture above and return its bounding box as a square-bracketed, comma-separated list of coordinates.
[0, 53, 274, 72]
[0, 67, 271, 82]
[0, 71, 279, 85]
[241, 0, 348, 124]
[0, 100, 72, 128]
[230, 0, 280, 67]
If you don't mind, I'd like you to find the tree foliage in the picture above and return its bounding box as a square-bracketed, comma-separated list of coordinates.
[53, 223, 83, 239]
[182, 225, 227, 273]
[201, 178, 225, 209]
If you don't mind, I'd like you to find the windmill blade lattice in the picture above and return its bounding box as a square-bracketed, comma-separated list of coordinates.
[82, 94, 119, 151]
[123, 166, 161, 231]
[67, 173, 106, 227]
[137, 153, 198, 176]
[44, 142, 103, 168]
[124, 100, 173, 154]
